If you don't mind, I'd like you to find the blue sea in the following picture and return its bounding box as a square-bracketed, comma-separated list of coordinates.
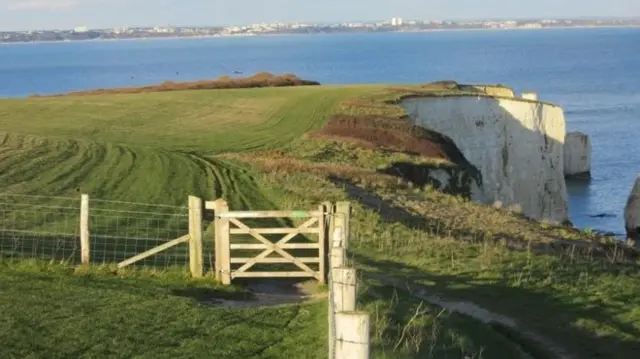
[1, 28, 639, 235]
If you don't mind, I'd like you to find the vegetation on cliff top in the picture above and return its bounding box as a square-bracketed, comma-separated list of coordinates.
[41, 72, 321, 97]
[0, 74, 639, 359]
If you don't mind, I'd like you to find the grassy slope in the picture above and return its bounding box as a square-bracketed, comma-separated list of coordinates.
[0, 84, 639, 358]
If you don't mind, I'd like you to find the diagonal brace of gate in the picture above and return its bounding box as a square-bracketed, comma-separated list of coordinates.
[229, 217, 319, 276]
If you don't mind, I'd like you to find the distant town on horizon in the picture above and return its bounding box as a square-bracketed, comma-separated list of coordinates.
[2, 16, 639, 44]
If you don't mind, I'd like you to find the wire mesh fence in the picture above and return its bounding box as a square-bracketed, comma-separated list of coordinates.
[0, 194, 81, 263]
[0, 193, 206, 270]
[89, 198, 191, 268]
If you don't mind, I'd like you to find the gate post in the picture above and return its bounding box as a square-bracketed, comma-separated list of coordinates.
[188, 196, 204, 278]
[214, 199, 231, 285]
[318, 204, 329, 284]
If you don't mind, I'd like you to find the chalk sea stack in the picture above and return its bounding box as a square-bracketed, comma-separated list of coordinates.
[564, 131, 591, 180]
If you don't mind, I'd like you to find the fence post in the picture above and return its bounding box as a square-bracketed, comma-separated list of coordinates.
[331, 247, 345, 268]
[329, 216, 345, 359]
[335, 202, 351, 249]
[326, 201, 335, 254]
[214, 199, 231, 285]
[331, 227, 346, 268]
[318, 204, 328, 284]
[80, 194, 90, 265]
[188, 196, 204, 278]
[332, 267, 357, 312]
[335, 311, 370, 359]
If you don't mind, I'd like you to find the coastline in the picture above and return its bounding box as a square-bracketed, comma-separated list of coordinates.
[1, 24, 639, 46]
[0, 33, 256, 46]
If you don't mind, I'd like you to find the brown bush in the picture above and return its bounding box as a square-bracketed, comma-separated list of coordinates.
[51, 72, 320, 97]
[421, 80, 460, 89]
[233, 151, 405, 190]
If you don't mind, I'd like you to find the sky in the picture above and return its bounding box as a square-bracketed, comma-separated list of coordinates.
[0, 0, 638, 31]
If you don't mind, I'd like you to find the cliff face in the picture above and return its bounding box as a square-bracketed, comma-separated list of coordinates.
[400, 95, 569, 224]
[564, 132, 591, 179]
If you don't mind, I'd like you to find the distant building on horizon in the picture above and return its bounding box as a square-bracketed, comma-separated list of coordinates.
[74, 26, 89, 33]
[391, 17, 403, 26]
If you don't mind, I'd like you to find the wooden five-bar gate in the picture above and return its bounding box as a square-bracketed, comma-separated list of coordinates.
[207, 199, 331, 285]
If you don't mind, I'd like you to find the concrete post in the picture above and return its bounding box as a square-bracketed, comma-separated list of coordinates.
[332, 267, 357, 312]
[335, 311, 370, 359]
[335, 202, 351, 249]
[331, 247, 346, 269]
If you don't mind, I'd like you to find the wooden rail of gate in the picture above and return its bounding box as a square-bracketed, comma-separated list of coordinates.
[206, 199, 328, 285]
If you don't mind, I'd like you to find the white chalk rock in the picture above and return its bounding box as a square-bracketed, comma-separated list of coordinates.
[401, 95, 568, 224]
[624, 175, 640, 247]
[564, 131, 591, 179]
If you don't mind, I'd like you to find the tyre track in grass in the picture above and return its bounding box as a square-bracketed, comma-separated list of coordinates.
[0, 132, 289, 266]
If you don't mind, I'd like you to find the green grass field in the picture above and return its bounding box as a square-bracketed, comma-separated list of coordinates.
[0, 86, 366, 153]
[1, 82, 639, 359]
[0, 262, 327, 359]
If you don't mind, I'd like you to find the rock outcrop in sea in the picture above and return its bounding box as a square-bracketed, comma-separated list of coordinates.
[624, 174, 640, 248]
[564, 131, 591, 180]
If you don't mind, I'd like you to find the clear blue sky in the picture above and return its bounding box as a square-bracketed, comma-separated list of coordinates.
[0, 0, 638, 31]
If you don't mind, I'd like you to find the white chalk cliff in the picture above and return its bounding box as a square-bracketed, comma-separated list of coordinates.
[564, 132, 591, 178]
[400, 95, 569, 224]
